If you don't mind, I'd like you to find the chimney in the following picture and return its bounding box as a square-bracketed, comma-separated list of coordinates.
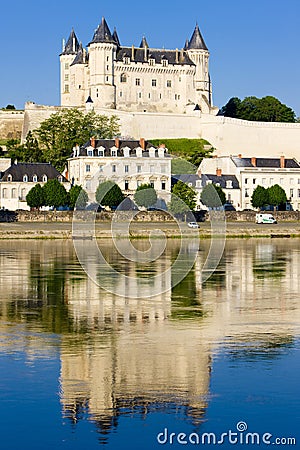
[139, 138, 146, 150]
[115, 137, 120, 148]
[159, 143, 166, 148]
[144, 46, 147, 62]
[175, 48, 179, 63]
[216, 168, 222, 177]
[251, 157, 256, 167]
[280, 155, 285, 169]
[90, 137, 96, 148]
[131, 45, 135, 60]
[238, 154, 242, 158]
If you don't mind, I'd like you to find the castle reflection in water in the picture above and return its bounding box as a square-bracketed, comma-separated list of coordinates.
[0, 239, 300, 438]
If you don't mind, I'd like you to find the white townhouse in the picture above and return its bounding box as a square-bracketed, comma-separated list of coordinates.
[199, 155, 300, 210]
[173, 173, 240, 210]
[0, 162, 69, 211]
[68, 138, 172, 206]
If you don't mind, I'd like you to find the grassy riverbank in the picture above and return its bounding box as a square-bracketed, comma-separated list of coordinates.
[0, 221, 300, 239]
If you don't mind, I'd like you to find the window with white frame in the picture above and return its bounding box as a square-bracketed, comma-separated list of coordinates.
[149, 59, 155, 66]
[23, 174, 28, 182]
[290, 188, 294, 198]
[99, 165, 104, 172]
[196, 180, 202, 188]
[161, 181, 166, 190]
[125, 165, 129, 173]
[226, 180, 233, 189]
[98, 149, 104, 157]
[111, 149, 117, 157]
[86, 164, 91, 173]
[125, 180, 129, 190]
[245, 188, 249, 197]
[11, 188, 16, 198]
[270, 178, 274, 184]
[136, 78, 140, 86]
[152, 79, 157, 87]
[162, 59, 168, 67]
[33, 175, 38, 182]
[87, 149, 94, 157]
[253, 178, 256, 185]
[42, 175, 47, 182]
[7, 174, 12, 182]
[280, 178, 284, 184]
[137, 165, 142, 173]
[167, 80, 172, 88]
[262, 178, 266, 185]
[2, 188, 7, 198]
[120, 73, 127, 82]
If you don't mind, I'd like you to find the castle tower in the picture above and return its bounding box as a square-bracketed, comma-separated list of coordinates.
[60, 29, 79, 106]
[186, 24, 211, 113]
[87, 17, 118, 109]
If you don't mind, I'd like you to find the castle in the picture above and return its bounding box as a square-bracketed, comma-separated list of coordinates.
[60, 17, 217, 115]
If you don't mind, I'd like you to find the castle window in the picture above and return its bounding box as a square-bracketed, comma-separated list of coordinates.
[21, 188, 26, 200]
[65, 84, 69, 93]
[98, 149, 104, 157]
[162, 59, 168, 67]
[148, 93, 151, 99]
[161, 182, 166, 190]
[87, 149, 94, 157]
[123, 57, 130, 65]
[86, 164, 91, 173]
[178, 95, 180, 100]
[78, 85, 82, 89]
[125, 180, 129, 190]
[167, 80, 172, 88]
[112, 164, 116, 173]
[106, 76, 109, 82]
[11, 188, 16, 198]
[120, 92, 123, 97]
[106, 65, 109, 70]
[120, 73, 127, 83]
[152, 79, 157, 87]
[138, 92, 142, 99]
[137, 165, 142, 173]
[42, 175, 48, 183]
[290, 188, 294, 198]
[64, 74, 69, 81]
[7, 174, 12, 182]
[196, 180, 202, 188]
[2, 188, 7, 198]
[23, 175, 28, 182]
[175, 94, 177, 100]
[179, 77, 182, 82]
[149, 59, 155, 66]
[33, 175, 38, 182]
[58, 176, 63, 183]
[99, 165, 104, 172]
[125, 165, 129, 173]
[111, 149, 117, 157]
[65, 63, 69, 70]
[226, 180, 233, 189]
[107, 56, 109, 62]
[136, 78, 140, 86]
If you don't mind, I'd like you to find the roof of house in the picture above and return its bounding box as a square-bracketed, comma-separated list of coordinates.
[116, 47, 194, 66]
[89, 17, 117, 45]
[231, 157, 300, 169]
[70, 43, 85, 66]
[73, 139, 171, 158]
[61, 29, 80, 55]
[0, 163, 67, 183]
[173, 173, 240, 189]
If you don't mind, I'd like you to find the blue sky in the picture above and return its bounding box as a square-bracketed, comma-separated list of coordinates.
[1, 0, 299, 116]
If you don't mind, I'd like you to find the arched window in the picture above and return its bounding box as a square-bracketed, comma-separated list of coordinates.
[23, 174, 28, 182]
[11, 188, 16, 198]
[2, 188, 7, 198]
[21, 188, 26, 200]
[42, 175, 47, 183]
[120, 73, 127, 83]
[33, 175, 38, 182]
[7, 174, 12, 182]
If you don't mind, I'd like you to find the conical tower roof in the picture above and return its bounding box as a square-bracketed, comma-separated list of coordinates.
[62, 29, 79, 55]
[187, 23, 208, 51]
[70, 43, 85, 66]
[139, 36, 149, 49]
[112, 27, 120, 47]
[89, 17, 116, 45]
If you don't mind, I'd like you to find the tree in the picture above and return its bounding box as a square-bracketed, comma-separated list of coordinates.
[200, 184, 226, 208]
[134, 184, 157, 208]
[96, 181, 124, 209]
[220, 96, 296, 123]
[43, 179, 68, 208]
[267, 184, 287, 208]
[33, 108, 120, 171]
[251, 185, 269, 209]
[26, 184, 45, 209]
[168, 180, 197, 214]
[69, 185, 88, 209]
[5, 104, 16, 110]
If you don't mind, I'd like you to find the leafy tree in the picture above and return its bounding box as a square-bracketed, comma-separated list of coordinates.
[5, 104, 16, 110]
[221, 96, 296, 123]
[267, 184, 287, 208]
[168, 180, 197, 214]
[96, 181, 124, 209]
[134, 184, 157, 208]
[251, 185, 269, 209]
[33, 108, 120, 171]
[200, 183, 226, 208]
[26, 184, 45, 209]
[43, 179, 68, 208]
[69, 185, 88, 209]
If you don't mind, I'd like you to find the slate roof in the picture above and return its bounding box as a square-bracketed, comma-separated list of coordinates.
[173, 174, 240, 189]
[112, 28, 120, 47]
[0, 163, 67, 183]
[116, 47, 194, 65]
[89, 17, 117, 45]
[73, 139, 171, 158]
[70, 43, 85, 66]
[231, 157, 300, 169]
[187, 24, 208, 51]
[61, 29, 79, 55]
[139, 36, 149, 48]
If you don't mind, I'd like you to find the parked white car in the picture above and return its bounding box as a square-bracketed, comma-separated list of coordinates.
[256, 213, 277, 224]
[188, 222, 199, 229]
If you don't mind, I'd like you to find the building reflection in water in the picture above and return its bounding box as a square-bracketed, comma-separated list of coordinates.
[1, 239, 300, 440]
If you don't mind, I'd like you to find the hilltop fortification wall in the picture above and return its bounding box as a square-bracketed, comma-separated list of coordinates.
[0, 110, 24, 140]
[21, 102, 300, 159]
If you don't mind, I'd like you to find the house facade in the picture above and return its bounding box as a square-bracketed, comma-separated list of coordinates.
[68, 138, 172, 206]
[199, 156, 300, 210]
[60, 18, 217, 115]
[0, 162, 69, 211]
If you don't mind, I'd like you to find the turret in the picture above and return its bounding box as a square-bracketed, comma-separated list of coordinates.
[185, 23, 211, 113]
[60, 29, 80, 106]
[87, 17, 118, 108]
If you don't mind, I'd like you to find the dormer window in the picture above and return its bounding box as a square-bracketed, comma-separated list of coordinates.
[120, 73, 127, 82]
[87, 149, 94, 157]
[149, 58, 155, 66]
[123, 57, 130, 65]
[123, 147, 130, 158]
[136, 147, 143, 158]
[23, 174, 28, 182]
[42, 175, 48, 183]
[33, 175, 38, 182]
[196, 180, 202, 188]
[7, 174, 12, 182]
[111, 146, 118, 157]
[98, 146, 105, 157]
[226, 180, 233, 189]
[58, 176, 63, 182]
[162, 59, 168, 67]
